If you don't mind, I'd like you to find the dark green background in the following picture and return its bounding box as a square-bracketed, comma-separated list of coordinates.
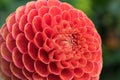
[0, 0, 120, 80]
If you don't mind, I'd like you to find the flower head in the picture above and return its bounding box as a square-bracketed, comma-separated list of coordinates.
[0, 0, 102, 80]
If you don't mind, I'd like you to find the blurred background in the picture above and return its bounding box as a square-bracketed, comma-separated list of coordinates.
[0, 0, 120, 80]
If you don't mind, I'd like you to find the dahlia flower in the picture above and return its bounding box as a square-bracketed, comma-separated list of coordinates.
[0, 0, 102, 80]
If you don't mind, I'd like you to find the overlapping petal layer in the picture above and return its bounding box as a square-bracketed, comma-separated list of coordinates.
[0, 0, 102, 80]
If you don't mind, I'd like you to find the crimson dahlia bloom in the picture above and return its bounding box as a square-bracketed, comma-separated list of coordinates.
[0, 0, 102, 80]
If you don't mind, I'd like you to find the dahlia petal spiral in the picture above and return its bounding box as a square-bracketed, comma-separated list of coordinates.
[0, 0, 102, 80]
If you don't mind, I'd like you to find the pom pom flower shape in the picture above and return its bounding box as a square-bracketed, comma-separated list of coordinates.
[0, 0, 102, 80]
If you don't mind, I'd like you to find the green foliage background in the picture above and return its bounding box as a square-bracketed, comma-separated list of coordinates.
[0, 0, 120, 80]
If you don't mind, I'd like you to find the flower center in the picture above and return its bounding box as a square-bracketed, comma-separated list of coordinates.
[56, 30, 82, 60]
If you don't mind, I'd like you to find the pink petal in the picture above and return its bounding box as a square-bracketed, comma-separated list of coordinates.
[19, 15, 27, 31]
[6, 33, 16, 52]
[1, 24, 9, 40]
[16, 6, 25, 22]
[32, 16, 42, 32]
[16, 33, 28, 54]
[32, 72, 45, 80]
[79, 73, 90, 80]
[48, 0, 60, 7]
[12, 23, 21, 39]
[34, 32, 45, 48]
[62, 11, 71, 21]
[12, 47, 23, 69]
[24, 23, 35, 41]
[42, 13, 53, 27]
[69, 9, 79, 21]
[38, 6, 49, 17]
[60, 68, 74, 80]
[6, 13, 16, 32]
[25, 1, 36, 14]
[34, 60, 49, 77]
[74, 68, 84, 78]
[54, 15, 61, 24]
[78, 56, 87, 67]
[1, 42, 12, 62]
[22, 54, 35, 72]
[0, 58, 12, 77]
[38, 48, 49, 64]
[60, 3, 72, 11]
[50, 6, 61, 16]
[10, 63, 26, 79]
[11, 75, 21, 80]
[90, 62, 100, 77]
[22, 67, 33, 80]
[28, 42, 38, 60]
[47, 74, 61, 80]
[82, 61, 94, 73]
[28, 9, 38, 24]
[44, 27, 53, 38]
[48, 62, 60, 75]
[36, 0, 47, 9]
